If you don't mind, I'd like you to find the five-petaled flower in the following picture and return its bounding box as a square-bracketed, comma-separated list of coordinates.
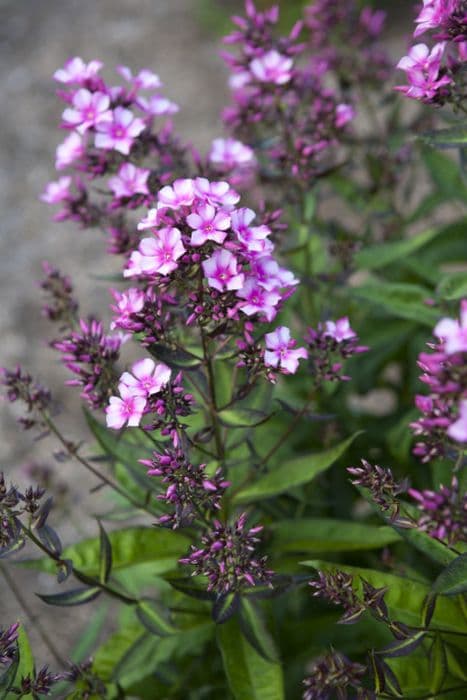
[264, 326, 308, 373]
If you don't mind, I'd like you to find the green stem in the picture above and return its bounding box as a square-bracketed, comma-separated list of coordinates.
[199, 325, 224, 462]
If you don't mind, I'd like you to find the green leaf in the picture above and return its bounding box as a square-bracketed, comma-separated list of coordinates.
[135, 600, 176, 637]
[20, 527, 189, 577]
[218, 408, 272, 428]
[37, 587, 101, 606]
[421, 145, 467, 201]
[269, 518, 401, 553]
[377, 631, 426, 659]
[212, 592, 240, 623]
[98, 521, 112, 584]
[301, 561, 466, 633]
[147, 342, 202, 370]
[218, 616, 284, 700]
[0, 653, 19, 699]
[433, 552, 467, 596]
[394, 521, 457, 567]
[354, 228, 440, 271]
[234, 433, 361, 503]
[437, 271, 467, 301]
[352, 282, 439, 327]
[421, 126, 467, 149]
[238, 599, 279, 663]
[15, 625, 35, 698]
[429, 634, 447, 695]
[71, 603, 108, 662]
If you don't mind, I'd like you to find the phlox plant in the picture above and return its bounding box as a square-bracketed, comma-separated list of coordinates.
[1, 1, 467, 698]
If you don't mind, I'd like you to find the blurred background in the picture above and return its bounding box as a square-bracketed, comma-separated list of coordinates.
[0, 0, 412, 668]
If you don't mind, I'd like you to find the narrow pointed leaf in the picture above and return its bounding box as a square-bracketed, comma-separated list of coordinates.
[429, 634, 447, 695]
[37, 586, 101, 606]
[377, 631, 425, 659]
[212, 592, 240, 624]
[238, 599, 279, 662]
[218, 408, 272, 428]
[433, 552, 467, 596]
[98, 521, 112, 584]
[0, 653, 19, 699]
[166, 577, 216, 601]
[135, 600, 176, 637]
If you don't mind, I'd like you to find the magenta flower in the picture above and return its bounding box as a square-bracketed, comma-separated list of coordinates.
[202, 250, 244, 292]
[250, 49, 293, 85]
[138, 207, 161, 231]
[40, 177, 72, 204]
[119, 358, 171, 397]
[53, 57, 103, 84]
[55, 132, 85, 170]
[335, 104, 355, 129]
[62, 89, 110, 134]
[264, 326, 308, 374]
[323, 317, 357, 342]
[136, 95, 179, 116]
[414, 0, 456, 37]
[434, 300, 467, 354]
[117, 65, 162, 90]
[94, 106, 146, 155]
[110, 288, 145, 329]
[125, 227, 186, 278]
[447, 400, 467, 442]
[231, 208, 271, 254]
[237, 278, 281, 321]
[108, 163, 150, 199]
[251, 256, 299, 291]
[106, 384, 147, 429]
[395, 42, 451, 102]
[186, 203, 231, 246]
[157, 178, 195, 209]
[209, 138, 255, 169]
[194, 177, 240, 208]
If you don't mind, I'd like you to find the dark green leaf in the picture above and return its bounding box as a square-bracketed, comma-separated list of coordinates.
[234, 433, 362, 503]
[166, 577, 216, 601]
[147, 343, 202, 370]
[377, 631, 425, 659]
[218, 408, 272, 428]
[352, 283, 439, 327]
[98, 521, 112, 584]
[212, 592, 240, 624]
[421, 145, 467, 201]
[429, 634, 447, 695]
[437, 271, 467, 301]
[239, 599, 279, 662]
[354, 228, 440, 271]
[421, 126, 467, 148]
[37, 587, 101, 606]
[433, 552, 467, 596]
[15, 625, 35, 698]
[135, 599, 176, 637]
[217, 616, 284, 700]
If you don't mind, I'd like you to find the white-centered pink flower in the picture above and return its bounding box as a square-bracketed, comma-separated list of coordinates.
[231, 208, 271, 254]
[186, 204, 231, 246]
[251, 256, 299, 291]
[54, 57, 103, 84]
[125, 227, 186, 278]
[157, 178, 195, 209]
[136, 95, 179, 116]
[209, 138, 255, 169]
[105, 384, 147, 429]
[202, 250, 244, 292]
[250, 49, 293, 85]
[434, 300, 467, 355]
[110, 288, 145, 329]
[117, 65, 162, 90]
[397, 43, 446, 82]
[119, 358, 171, 397]
[264, 326, 308, 374]
[94, 106, 146, 155]
[323, 317, 357, 342]
[138, 208, 161, 231]
[237, 278, 281, 321]
[335, 104, 355, 129]
[55, 132, 85, 170]
[62, 89, 110, 134]
[108, 163, 150, 198]
[194, 178, 240, 208]
[447, 400, 467, 443]
[414, 0, 455, 37]
[40, 176, 72, 204]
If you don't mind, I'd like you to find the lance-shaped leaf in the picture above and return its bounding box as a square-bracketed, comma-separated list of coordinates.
[234, 433, 361, 503]
[0, 653, 19, 700]
[37, 586, 101, 606]
[238, 598, 279, 663]
[354, 228, 440, 271]
[433, 552, 467, 596]
[98, 521, 112, 584]
[369, 652, 403, 698]
[421, 126, 467, 148]
[352, 282, 439, 327]
[218, 616, 284, 700]
[429, 634, 447, 695]
[212, 592, 240, 624]
[377, 631, 426, 659]
[166, 577, 216, 601]
[147, 342, 202, 370]
[14, 625, 35, 699]
[218, 408, 272, 429]
[135, 600, 176, 637]
[437, 271, 467, 301]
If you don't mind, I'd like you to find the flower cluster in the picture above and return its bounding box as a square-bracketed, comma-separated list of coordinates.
[304, 317, 368, 385]
[51, 318, 124, 409]
[310, 570, 366, 624]
[410, 301, 467, 461]
[140, 448, 229, 528]
[347, 460, 409, 524]
[16, 667, 62, 697]
[0, 366, 52, 431]
[395, 1, 466, 105]
[409, 476, 467, 544]
[302, 650, 369, 700]
[0, 623, 19, 666]
[221, 1, 356, 189]
[179, 512, 274, 594]
[38, 262, 79, 329]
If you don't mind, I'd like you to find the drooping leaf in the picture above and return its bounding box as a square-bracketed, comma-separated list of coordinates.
[98, 521, 112, 584]
[377, 631, 426, 659]
[421, 144, 467, 201]
[218, 408, 272, 429]
[217, 616, 284, 700]
[166, 577, 216, 601]
[269, 518, 401, 553]
[437, 271, 467, 301]
[234, 433, 361, 503]
[238, 598, 279, 662]
[15, 625, 35, 698]
[429, 634, 447, 695]
[135, 599, 176, 637]
[433, 552, 467, 596]
[354, 228, 440, 271]
[352, 282, 439, 327]
[37, 587, 101, 606]
[212, 592, 240, 624]
[147, 342, 202, 370]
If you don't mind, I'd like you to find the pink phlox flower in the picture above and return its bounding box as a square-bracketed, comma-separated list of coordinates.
[447, 400, 467, 442]
[117, 65, 162, 90]
[136, 95, 179, 116]
[55, 132, 85, 170]
[434, 300, 467, 354]
[202, 250, 244, 292]
[94, 106, 146, 155]
[237, 277, 281, 321]
[119, 358, 171, 397]
[228, 70, 252, 90]
[54, 57, 103, 84]
[335, 104, 355, 129]
[125, 227, 186, 278]
[249, 49, 293, 85]
[194, 177, 240, 208]
[264, 326, 308, 373]
[323, 317, 357, 342]
[395, 42, 451, 101]
[106, 383, 147, 429]
[209, 138, 255, 169]
[186, 203, 231, 246]
[231, 208, 271, 254]
[359, 7, 386, 37]
[110, 288, 145, 329]
[157, 178, 195, 210]
[138, 208, 161, 231]
[251, 256, 299, 291]
[414, 0, 455, 37]
[62, 89, 110, 134]
[40, 176, 73, 204]
[108, 163, 150, 198]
